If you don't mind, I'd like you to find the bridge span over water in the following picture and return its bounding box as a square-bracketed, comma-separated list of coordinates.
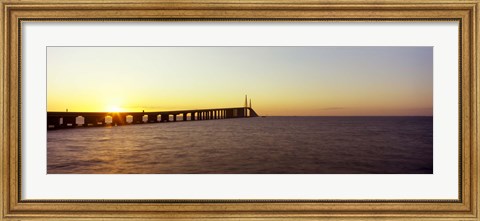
[47, 107, 259, 130]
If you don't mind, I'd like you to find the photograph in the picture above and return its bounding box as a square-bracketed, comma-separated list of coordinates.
[3, 0, 478, 219]
[47, 46, 433, 174]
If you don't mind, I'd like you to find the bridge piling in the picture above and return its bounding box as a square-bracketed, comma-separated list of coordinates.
[132, 114, 142, 124]
[47, 116, 60, 129]
[148, 114, 157, 123]
[83, 116, 96, 127]
[63, 116, 76, 128]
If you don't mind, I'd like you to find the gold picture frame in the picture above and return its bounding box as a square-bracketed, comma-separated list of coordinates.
[1, 0, 478, 220]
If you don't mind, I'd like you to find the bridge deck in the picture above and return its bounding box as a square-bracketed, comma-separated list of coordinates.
[47, 107, 258, 130]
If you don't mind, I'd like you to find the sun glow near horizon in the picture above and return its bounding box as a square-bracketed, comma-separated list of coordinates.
[104, 97, 126, 112]
[106, 105, 124, 113]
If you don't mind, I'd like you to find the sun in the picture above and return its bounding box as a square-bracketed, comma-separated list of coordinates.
[107, 105, 123, 112]
[105, 97, 125, 112]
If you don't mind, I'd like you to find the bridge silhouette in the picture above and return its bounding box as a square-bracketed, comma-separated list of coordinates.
[47, 97, 259, 130]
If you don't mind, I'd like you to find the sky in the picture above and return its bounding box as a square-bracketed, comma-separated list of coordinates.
[47, 46, 433, 116]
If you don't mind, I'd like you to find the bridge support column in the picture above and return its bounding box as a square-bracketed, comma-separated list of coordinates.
[95, 116, 104, 126]
[148, 114, 157, 123]
[63, 116, 76, 128]
[160, 114, 168, 122]
[183, 113, 187, 121]
[83, 116, 97, 127]
[173, 114, 177, 122]
[47, 116, 61, 129]
[132, 114, 143, 124]
[112, 114, 126, 125]
[237, 108, 245, 118]
[226, 109, 233, 118]
[191, 112, 195, 121]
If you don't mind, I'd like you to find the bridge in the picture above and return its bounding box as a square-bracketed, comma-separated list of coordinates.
[47, 97, 259, 130]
